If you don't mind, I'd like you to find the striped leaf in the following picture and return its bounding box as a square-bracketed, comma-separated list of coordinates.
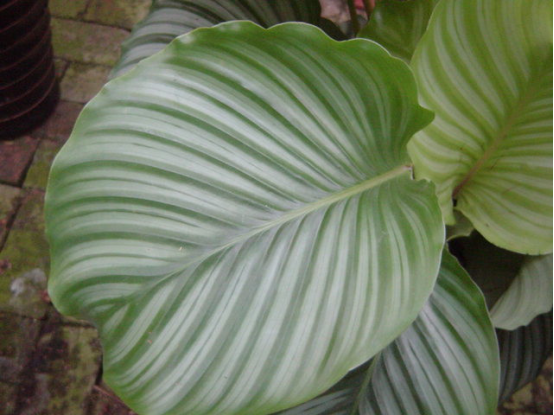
[491, 254, 553, 330]
[111, 0, 323, 78]
[45, 23, 443, 415]
[358, 0, 438, 63]
[497, 312, 553, 403]
[408, 0, 553, 254]
[279, 251, 500, 415]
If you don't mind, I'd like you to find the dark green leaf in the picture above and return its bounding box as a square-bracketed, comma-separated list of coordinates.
[111, 0, 323, 78]
[358, 0, 437, 62]
[497, 312, 552, 403]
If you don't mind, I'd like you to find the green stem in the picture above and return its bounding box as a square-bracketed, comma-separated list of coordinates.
[346, 0, 361, 35]
[349, 353, 382, 415]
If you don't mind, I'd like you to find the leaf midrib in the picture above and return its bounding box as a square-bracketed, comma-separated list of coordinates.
[220, 164, 412, 253]
[452, 61, 549, 199]
[136, 164, 413, 297]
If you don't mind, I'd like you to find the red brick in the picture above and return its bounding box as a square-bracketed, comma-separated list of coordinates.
[61, 63, 110, 104]
[30, 101, 84, 142]
[0, 136, 39, 186]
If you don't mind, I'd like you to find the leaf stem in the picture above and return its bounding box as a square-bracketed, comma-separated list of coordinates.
[349, 352, 382, 415]
[346, 0, 361, 34]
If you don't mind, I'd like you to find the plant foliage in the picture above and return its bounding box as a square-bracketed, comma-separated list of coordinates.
[280, 252, 499, 415]
[45, 0, 553, 414]
[47, 22, 443, 415]
[408, 0, 552, 254]
[497, 312, 552, 403]
[111, 0, 325, 78]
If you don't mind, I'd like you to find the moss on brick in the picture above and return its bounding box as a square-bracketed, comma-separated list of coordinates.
[49, 0, 88, 19]
[39, 326, 102, 415]
[0, 231, 49, 319]
[0, 185, 21, 247]
[85, 0, 151, 30]
[51, 18, 129, 66]
[24, 141, 63, 190]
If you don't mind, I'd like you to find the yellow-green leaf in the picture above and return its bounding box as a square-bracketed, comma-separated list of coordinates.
[409, 0, 553, 254]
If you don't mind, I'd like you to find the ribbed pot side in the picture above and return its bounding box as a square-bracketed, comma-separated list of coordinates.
[0, 0, 60, 139]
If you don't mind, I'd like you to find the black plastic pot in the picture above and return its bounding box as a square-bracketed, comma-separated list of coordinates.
[0, 0, 59, 139]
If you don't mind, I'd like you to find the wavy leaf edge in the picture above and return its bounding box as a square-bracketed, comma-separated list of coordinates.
[46, 21, 444, 415]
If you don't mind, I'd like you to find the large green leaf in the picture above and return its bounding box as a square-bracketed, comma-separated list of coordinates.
[490, 254, 553, 330]
[408, 0, 553, 254]
[358, 0, 438, 63]
[46, 22, 443, 415]
[111, 0, 323, 78]
[279, 251, 500, 415]
[497, 312, 552, 403]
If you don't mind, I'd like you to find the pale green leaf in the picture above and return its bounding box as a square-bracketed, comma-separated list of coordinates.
[491, 254, 553, 330]
[358, 0, 438, 63]
[46, 23, 442, 415]
[279, 251, 500, 415]
[449, 232, 552, 330]
[408, 0, 553, 254]
[111, 0, 323, 78]
[446, 211, 473, 241]
[497, 312, 552, 403]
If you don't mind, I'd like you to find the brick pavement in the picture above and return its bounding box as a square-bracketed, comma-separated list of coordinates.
[0, 1, 550, 414]
[0, 1, 148, 413]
